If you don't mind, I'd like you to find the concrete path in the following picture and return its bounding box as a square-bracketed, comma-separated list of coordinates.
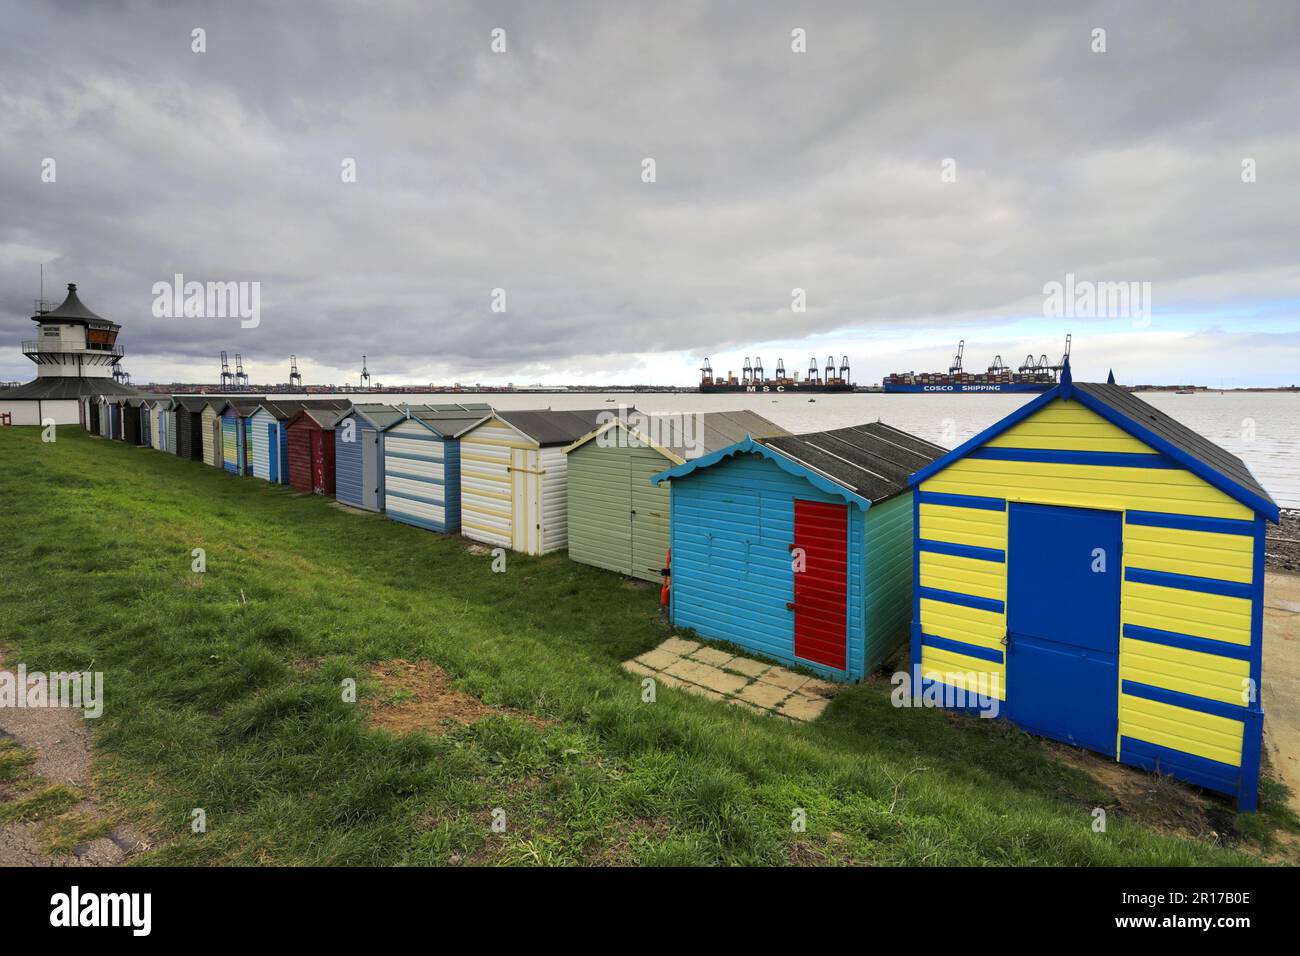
[623, 637, 842, 720]
[1264, 572, 1300, 813]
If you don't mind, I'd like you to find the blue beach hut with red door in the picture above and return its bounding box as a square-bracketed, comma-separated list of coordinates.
[651, 423, 946, 682]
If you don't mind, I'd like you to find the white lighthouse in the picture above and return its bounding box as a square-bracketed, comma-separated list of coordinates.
[0, 283, 142, 426]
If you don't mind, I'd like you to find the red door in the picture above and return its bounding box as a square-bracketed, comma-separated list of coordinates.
[792, 499, 848, 670]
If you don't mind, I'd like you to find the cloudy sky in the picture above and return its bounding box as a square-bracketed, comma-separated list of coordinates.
[2, 0, 1298, 387]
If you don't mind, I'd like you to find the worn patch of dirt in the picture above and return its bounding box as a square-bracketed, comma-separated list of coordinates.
[363, 659, 551, 736]
[0, 656, 155, 866]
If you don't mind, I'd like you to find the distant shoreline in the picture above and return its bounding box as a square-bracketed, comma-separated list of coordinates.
[116, 384, 1300, 396]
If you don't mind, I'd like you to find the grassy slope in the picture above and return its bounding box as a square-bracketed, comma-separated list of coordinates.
[0, 427, 1290, 865]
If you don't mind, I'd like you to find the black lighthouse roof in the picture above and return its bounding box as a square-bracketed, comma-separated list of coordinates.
[32, 283, 119, 329]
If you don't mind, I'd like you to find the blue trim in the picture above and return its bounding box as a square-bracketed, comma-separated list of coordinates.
[910, 493, 922, 678]
[384, 449, 442, 463]
[1123, 566, 1253, 600]
[916, 491, 1007, 511]
[386, 489, 445, 508]
[918, 539, 1005, 563]
[387, 511, 453, 534]
[651, 434, 871, 510]
[1124, 510, 1256, 536]
[1122, 623, 1252, 661]
[1120, 737, 1241, 798]
[909, 388, 1063, 486]
[969, 447, 1175, 468]
[921, 632, 1004, 664]
[907, 379, 1280, 522]
[1121, 680, 1249, 721]
[918, 586, 1005, 615]
[387, 468, 443, 483]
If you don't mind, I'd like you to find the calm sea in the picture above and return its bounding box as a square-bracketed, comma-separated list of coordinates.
[281, 389, 1300, 508]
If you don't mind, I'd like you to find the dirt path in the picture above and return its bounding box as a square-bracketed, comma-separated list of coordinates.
[1263, 572, 1300, 814]
[0, 658, 152, 866]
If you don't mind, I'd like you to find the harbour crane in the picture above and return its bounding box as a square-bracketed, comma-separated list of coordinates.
[807, 357, 821, 384]
[742, 357, 753, 384]
[289, 355, 302, 389]
[1047, 333, 1073, 372]
[234, 353, 247, 387]
[753, 357, 765, 382]
[699, 358, 713, 383]
[219, 351, 233, 389]
[361, 355, 371, 391]
[949, 339, 965, 375]
[1018, 354, 1050, 374]
[775, 358, 786, 381]
[987, 354, 1011, 374]
[839, 356, 850, 383]
[824, 356, 836, 383]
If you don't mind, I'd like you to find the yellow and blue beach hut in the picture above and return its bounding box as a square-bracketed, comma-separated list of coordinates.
[908, 360, 1278, 810]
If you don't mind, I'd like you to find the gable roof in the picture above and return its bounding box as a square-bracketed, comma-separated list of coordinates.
[908, 361, 1279, 522]
[489, 408, 636, 447]
[652, 420, 947, 509]
[216, 397, 267, 416]
[252, 398, 352, 421]
[384, 402, 494, 438]
[173, 396, 216, 413]
[762, 422, 948, 503]
[287, 406, 348, 430]
[564, 409, 791, 462]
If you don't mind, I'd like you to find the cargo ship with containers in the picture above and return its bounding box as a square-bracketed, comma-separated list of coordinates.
[882, 335, 1071, 393]
[699, 355, 854, 393]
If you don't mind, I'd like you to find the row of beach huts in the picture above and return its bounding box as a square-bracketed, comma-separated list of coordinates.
[73, 363, 1279, 811]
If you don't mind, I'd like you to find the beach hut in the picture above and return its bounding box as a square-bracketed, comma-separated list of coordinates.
[174, 398, 208, 461]
[122, 398, 144, 445]
[200, 402, 223, 467]
[86, 397, 100, 435]
[333, 404, 412, 511]
[286, 407, 346, 495]
[564, 410, 790, 582]
[218, 399, 265, 475]
[457, 408, 633, 555]
[250, 400, 351, 484]
[379, 403, 494, 531]
[652, 422, 946, 682]
[162, 399, 178, 456]
[149, 399, 166, 451]
[906, 361, 1278, 810]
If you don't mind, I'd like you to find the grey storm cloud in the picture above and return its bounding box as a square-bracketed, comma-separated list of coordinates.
[1, 0, 1298, 382]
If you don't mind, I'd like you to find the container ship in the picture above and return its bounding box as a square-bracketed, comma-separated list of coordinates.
[699, 356, 854, 393]
[883, 335, 1071, 393]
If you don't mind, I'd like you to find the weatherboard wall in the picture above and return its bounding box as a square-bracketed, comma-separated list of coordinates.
[567, 437, 673, 582]
[381, 419, 462, 533]
[335, 414, 383, 511]
[666, 450, 875, 682]
[911, 396, 1266, 809]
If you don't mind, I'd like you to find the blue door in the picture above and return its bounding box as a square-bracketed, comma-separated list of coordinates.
[268, 424, 279, 482]
[1006, 503, 1121, 754]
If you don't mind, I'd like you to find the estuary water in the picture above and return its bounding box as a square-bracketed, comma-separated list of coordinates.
[288, 389, 1300, 508]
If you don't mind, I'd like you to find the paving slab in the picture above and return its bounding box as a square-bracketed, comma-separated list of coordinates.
[778, 693, 830, 722]
[723, 656, 769, 678]
[622, 660, 656, 678]
[635, 648, 681, 671]
[659, 637, 702, 656]
[689, 647, 734, 668]
[758, 667, 808, 692]
[692, 668, 750, 696]
[737, 681, 793, 709]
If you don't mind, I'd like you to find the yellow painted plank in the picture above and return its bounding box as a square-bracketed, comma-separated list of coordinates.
[1123, 524, 1253, 584]
[986, 398, 1153, 454]
[1122, 581, 1251, 646]
[921, 646, 1005, 700]
[918, 503, 1008, 551]
[1119, 638, 1251, 706]
[919, 551, 1007, 602]
[1119, 693, 1243, 766]
[919, 597, 1005, 648]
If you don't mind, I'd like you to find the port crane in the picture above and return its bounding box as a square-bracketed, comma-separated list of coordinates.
[839, 356, 850, 383]
[775, 358, 786, 381]
[949, 340, 965, 375]
[234, 353, 248, 387]
[699, 358, 713, 383]
[1047, 333, 1072, 372]
[289, 355, 302, 389]
[360, 355, 371, 391]
[753, 357, 765, 381]
[987, 354, 1011, 374]
[741, 357, 753, 384]
[112, 365, 130, 385]
[219, 351, 233, 389]
[807, 357, 820, 384]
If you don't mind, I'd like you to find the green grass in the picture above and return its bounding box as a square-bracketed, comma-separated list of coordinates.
[0, 427, 1293, 865]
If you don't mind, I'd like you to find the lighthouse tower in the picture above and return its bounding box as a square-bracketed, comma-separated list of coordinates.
[0, 282, 142, 426]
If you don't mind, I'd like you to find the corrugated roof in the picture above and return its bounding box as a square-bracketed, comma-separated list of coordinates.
[1075, 381, 1276, 510]
[401, 402, 495, 437]
[496, 408, 635, 446]
[1, 377, 143, 400]
[761, 421, 948, 503]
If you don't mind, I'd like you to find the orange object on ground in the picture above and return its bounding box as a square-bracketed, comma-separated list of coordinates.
[660, 548, 671, 607]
